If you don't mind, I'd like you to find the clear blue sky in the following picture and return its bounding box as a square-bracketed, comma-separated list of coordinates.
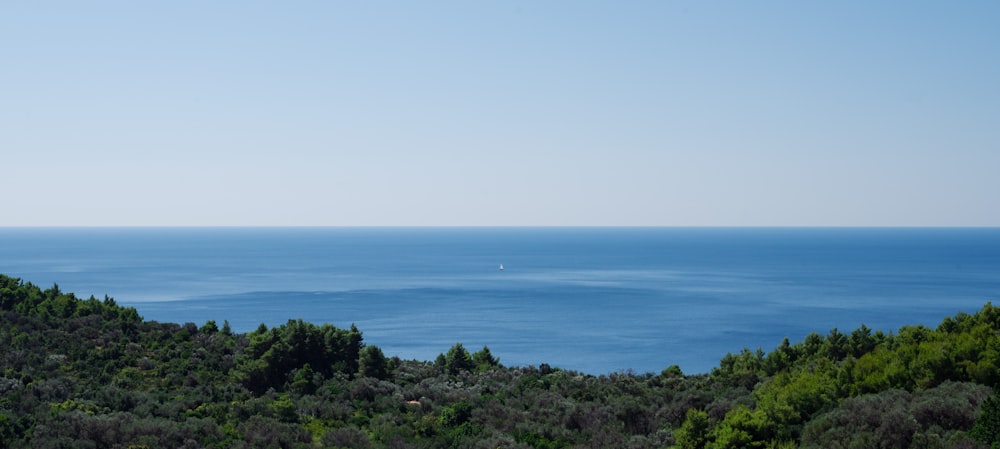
[3, 2, 998, 226]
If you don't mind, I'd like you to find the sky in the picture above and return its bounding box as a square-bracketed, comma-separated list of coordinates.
[2, 2, 999, 227]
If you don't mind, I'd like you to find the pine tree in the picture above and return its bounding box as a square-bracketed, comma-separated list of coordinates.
[359, 345, 389, 380]
[445, 343, 475, 375]
[472, 345, 499, 371]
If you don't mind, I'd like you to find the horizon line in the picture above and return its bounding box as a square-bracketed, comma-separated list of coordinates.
[1, 225, 998, 229]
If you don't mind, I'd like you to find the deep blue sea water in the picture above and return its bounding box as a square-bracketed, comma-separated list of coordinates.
[1, 227, 998, 375]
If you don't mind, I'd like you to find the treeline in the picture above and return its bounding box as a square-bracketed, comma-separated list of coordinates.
[0, 273, 998, 448]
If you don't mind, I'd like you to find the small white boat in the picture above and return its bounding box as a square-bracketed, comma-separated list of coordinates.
[499, 263, 504, 271]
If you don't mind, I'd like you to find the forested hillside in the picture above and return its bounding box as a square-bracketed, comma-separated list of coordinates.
[1, 273, 998, 448]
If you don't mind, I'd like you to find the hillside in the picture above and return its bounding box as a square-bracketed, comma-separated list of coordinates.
[1, 273, 997, 448]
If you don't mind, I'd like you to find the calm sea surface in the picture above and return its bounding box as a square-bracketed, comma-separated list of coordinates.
[1, 227, 998, 375]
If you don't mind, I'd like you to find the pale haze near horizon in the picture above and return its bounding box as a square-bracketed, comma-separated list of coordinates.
[2, 2, 998, 227]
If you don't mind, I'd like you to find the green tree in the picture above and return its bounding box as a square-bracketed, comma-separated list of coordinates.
[763, 338, 795, 375]
[236, 319, 364, 393]
[290, 363, 317, 395]
[439, 401, 473, 427]
[674, 408, 711, 449]
[972, 388, 1000, 448]
[200, 320, 219, 334]
[472, 345, 500, 371]
[445, 343, 475, 375]
[358, 345, 389, 380]
[662, 364, 684, 378]
[801, 332, 824, 358]
[848, 324, 878, 357]
[709, 405, 773, 449]
[821, 328, 848, 360]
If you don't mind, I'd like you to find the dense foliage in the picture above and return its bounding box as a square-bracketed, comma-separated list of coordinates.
[1, 273, 997, 448]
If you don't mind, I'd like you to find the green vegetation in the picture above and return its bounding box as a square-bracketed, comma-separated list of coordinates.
[0, 273, 997, 448]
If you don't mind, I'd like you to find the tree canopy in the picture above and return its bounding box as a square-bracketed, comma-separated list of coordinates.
[0, 273, 997, 448]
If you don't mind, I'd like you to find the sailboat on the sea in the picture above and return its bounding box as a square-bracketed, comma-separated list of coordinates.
[499, 263, 504, 271]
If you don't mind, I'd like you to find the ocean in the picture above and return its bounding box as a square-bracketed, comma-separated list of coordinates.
[1, 227, 998, 375]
